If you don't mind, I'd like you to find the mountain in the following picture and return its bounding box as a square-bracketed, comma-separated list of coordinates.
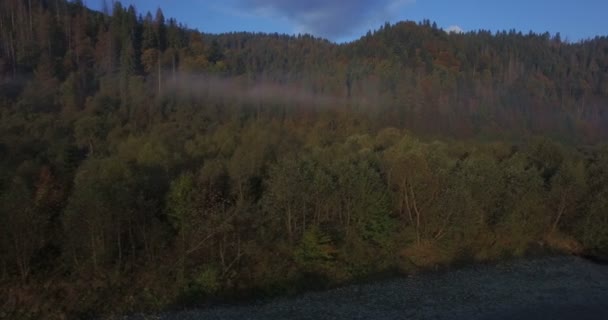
[2, 0, 608, 141]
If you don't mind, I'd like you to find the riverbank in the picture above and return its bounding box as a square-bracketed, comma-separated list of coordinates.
[2, 235, 598, 320]
[120, 256, 608, 320]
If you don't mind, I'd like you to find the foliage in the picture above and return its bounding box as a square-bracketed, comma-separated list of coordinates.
[294, 227, 336, 274]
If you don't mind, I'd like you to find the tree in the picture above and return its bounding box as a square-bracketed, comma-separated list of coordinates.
[60, 72, 83, 115]
[166, 172, 197, 286]
[154, 8, 166, 51]
[384, 139, 447, 244]
[457, 152, 504, 228]
[548, 159, 586, 233]
[579, 189, 608, 255]
[74, 115, 105, 156]
[499, 152, 547, 250]
[18, 53, 59, 112]
[63, 157, 136, 273]
[166, 171, 232, 287]
[333, 154, 393, 245]
[294, 226, 336, 274]
[0, 176, 41, 281]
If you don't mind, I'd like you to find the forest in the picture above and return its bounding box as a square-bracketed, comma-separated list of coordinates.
[1, 0, 608, 318]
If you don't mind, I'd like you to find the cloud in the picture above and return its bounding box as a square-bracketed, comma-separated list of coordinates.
[445, 25, 464, 34]
[238, 0, 414, 40]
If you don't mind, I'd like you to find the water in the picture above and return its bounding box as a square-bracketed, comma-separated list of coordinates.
[125, 256, 608, 320]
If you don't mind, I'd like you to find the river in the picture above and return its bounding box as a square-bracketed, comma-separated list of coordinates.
[124, 256, 608, 319]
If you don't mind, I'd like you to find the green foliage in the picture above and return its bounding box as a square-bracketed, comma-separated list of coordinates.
[294, 227, 336, 273]
[166, 172, 197, 233]
[334, 154, 394, 245]
[579, 190, 608, 252]
[192, 265, 220, 295]
[74, 115, 106, 154]
[457, 152, 504, 226]
[63, 157, 137, 270]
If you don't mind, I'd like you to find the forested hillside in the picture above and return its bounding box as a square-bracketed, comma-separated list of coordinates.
[1, 0, 608, 318]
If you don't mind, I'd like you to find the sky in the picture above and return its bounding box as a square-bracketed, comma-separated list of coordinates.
[89, 0, 608, 43]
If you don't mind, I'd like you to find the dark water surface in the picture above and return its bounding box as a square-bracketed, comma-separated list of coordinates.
[124, 256, 608, 320]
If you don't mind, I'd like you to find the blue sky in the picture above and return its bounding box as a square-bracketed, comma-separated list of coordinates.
[89, 0, 608, 43]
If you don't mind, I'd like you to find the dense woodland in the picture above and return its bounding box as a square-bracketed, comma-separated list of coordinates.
[1, 0, 608, 318]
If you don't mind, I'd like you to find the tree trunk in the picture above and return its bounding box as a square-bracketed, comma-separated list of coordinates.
[13, 234, 29, 283]
[88, 138, 95, 156]
[409, 182, 421, 244]
[286, 204, 293, 244]
[302, 203, 307, 236]
[172, 51, 176, 82]
[116, 222, 122, 270]
[91, 231, 98, 274]
[345, 201, 352, 236]
[434, 210, 455, 241]
[1, 256, 6, 282]
[140, 223, 151, 263]
[219, 237, 226, 269]
[178, 225, 186, 287]
[221, 235, 242, 278]
[402, 177, 414, 224]
[28, 0, 33, 36]
[552, 193, 568, 232]
[129, 219, 136, 264]
[157, 56, 162, 95]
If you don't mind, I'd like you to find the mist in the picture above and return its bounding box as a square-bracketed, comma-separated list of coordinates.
[165, 73, 348, 111]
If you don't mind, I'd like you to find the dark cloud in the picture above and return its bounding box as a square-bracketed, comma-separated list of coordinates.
[240, 0, 412, 40]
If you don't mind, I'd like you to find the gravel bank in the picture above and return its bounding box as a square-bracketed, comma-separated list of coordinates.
[123, 256, 608, 320]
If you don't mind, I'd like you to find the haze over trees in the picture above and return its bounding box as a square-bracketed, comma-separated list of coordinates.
[1, 0, 607, 318]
